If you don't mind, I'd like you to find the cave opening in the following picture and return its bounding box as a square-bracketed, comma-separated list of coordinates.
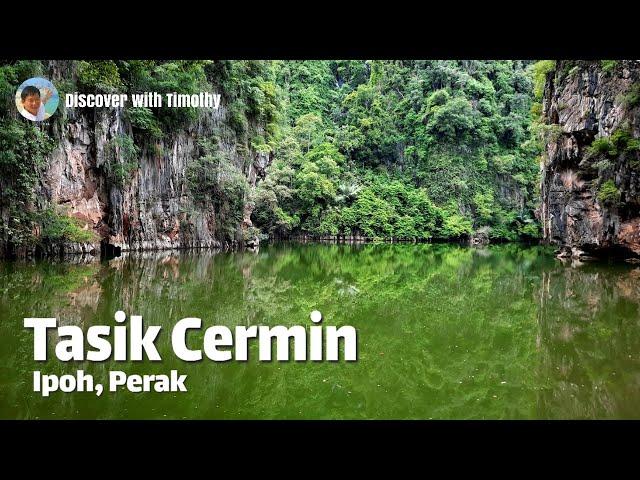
[100, 240, 121, 260]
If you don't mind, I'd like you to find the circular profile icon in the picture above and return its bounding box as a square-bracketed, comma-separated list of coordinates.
[15, 77, 59, 122]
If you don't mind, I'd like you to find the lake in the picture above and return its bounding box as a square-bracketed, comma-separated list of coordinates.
[1, 242, 639, 419]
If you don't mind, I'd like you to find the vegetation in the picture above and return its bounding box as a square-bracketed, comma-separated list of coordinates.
[186, 141, 249, 241]
[531, 60, 556, 101]
[0, 60, 277, 252]
[588, 128, 640, 159]
[104, 134, 139, 187]
[601, 60, 618, 74]
[126, 107, 163, 139]
[588, 137, 617, 157]
[8, 59, 638, 252]
[76, 60, 123, 92]
[37, 207, 97, 243]
[598, 179, 620, 205]
[621, 83, 640, 109]
[252, 60, 542, 241]
[587, 126, 639, 206]
[0, 61, 56, 249]
[611, 127, 640, 153]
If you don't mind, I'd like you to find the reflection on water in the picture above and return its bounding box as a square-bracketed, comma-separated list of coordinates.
[1, 243, 639, 419]
[536, 264, 640, 418]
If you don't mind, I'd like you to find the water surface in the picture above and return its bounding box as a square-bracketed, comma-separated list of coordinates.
[1, 243, 639, 419]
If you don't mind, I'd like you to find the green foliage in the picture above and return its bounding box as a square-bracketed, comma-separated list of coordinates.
[80, 60, 268, 140]
[517, 220, 540, 239]
[426, 96, 480, 144]
[611, 127, 640, 153]
[594, 159, 613, 175]
[126, 107, 162, 138]
[186, 149, 249, 242]
[601, 60, 618, 74]
[37, 207, 97, 243]
[491, 154, 516, 174]
[0, 116, 56, 246]
[251, 136, 272, 154]
[127, 61, 208, 132]
[440, 214, 473, 239]
[531, 61, 556, 101]
[346, 188, 395, 237]
[77, 61, 123, 92]
[251, 60, 541, 242]
[252, 161, 297, 236]
[0, 62, 56, 247]
[1, 60, 547, 251]
[304, 141, 344, 166]
[620, 83, 640, 109]
[209, 60, 282, 145]
[597, 179, 620, 205]
[473, 191, 495, 223]
[104, 134, 139, 187]
[588, 128, 640, 159]
[228, 102, 249, 138]
[0, 61, 41, 113]
[294, 113, 325, 152]
[427, 89, 450, 107]
[588, 137, 616, 157]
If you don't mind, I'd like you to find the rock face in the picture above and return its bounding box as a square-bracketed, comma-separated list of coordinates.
[25, 61, 270, 257]
[540, 60, 640, 259]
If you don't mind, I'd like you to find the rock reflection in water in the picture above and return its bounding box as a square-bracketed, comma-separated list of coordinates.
[536, 262, 640, 418]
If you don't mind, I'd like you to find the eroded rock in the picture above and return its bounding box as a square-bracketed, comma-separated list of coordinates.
[540, 60, 640, 260]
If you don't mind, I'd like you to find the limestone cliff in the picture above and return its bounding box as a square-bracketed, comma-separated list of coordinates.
[4, 60, 270, 257]
[540, 60, 640, 259]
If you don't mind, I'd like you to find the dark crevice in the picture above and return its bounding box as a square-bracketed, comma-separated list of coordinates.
[100, 240, 121, 260]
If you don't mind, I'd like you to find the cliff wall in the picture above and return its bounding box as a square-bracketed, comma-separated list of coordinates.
[540, 60, 640, 259]
[1, 60, 270, 257]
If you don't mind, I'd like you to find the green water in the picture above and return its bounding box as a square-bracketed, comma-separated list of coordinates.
[1, 243, 639, 419]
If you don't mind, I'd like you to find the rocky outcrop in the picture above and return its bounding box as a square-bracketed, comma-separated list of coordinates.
[540, 60, 640, 259]
[469, 226, 490, 246]
[24, 61, 270, 257]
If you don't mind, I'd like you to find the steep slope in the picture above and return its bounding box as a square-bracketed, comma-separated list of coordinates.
[0, 60, 273, 258]
[253, 60, 540, 242]
[540, 60, 640, 259]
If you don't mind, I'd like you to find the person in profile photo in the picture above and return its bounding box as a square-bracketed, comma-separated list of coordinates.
[15, 77, 59, 122]
[20, 85, 53, 121]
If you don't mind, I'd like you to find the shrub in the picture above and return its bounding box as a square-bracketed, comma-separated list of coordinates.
[38, 207, 97, 244]
[601, 60, 618, 74]
[491, 154, 516, 174]
[126, 107, 163, 138]
[594, 159, 613, 175]
[427, 89, 450, 108]
[518, 222, 541, 239]
[77, 61, 123, 92]
[439, 214, 473, 239]
[589, 128, 640, 161]
[242, 226, 262, 243]
[621, 83, 640, 109]
[229, 102, 249, 138]
[611, 127, 640, 153]
[186, 151, 249, 241]
[530, 60, 556, 101]
[0, 118, 56, 246]
[588, 137, 616, 157]
[104, 134, 139, 187]
[597, 179, 620, 205]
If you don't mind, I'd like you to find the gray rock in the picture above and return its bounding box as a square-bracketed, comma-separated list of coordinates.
[26, 62, 271, 257]
[540, 60, 640, 260]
